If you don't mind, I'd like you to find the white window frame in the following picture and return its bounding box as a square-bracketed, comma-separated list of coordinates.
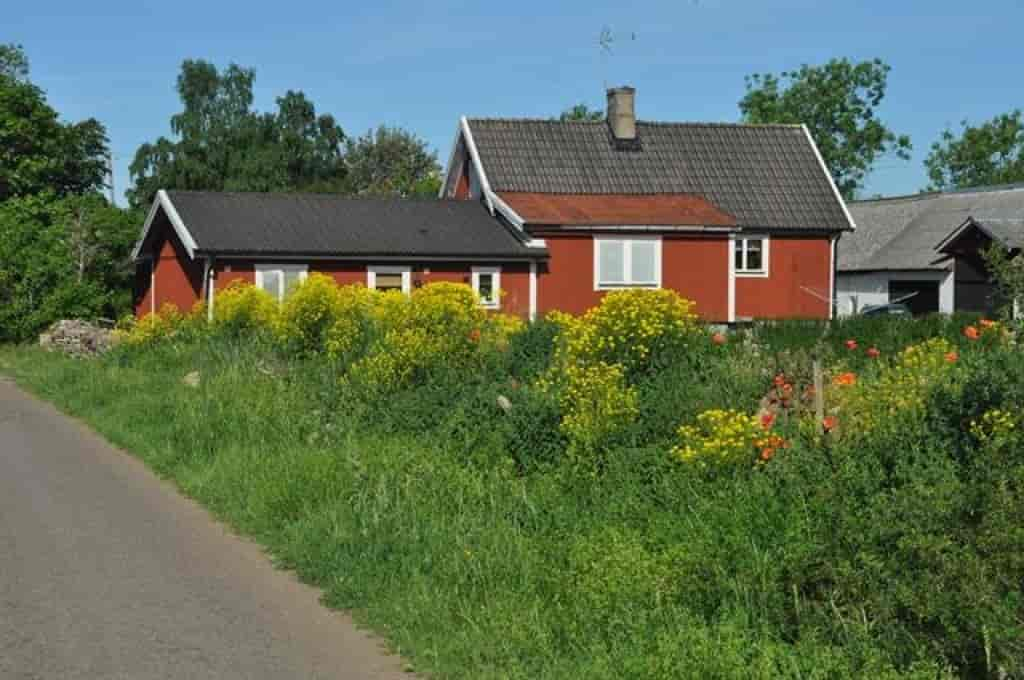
[254, 263, 308, 302]
[471, 266, 502, 309]
[734, 235, 770, 278]
[367, 265, 412, 294]
[593, 236, 662, 290]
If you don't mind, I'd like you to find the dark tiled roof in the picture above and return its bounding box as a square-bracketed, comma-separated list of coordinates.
[466, 119, 851, 232]
[970, 218, 1024, 249]
[842, 184, 1024, 271]
[165, 191, 542, 259]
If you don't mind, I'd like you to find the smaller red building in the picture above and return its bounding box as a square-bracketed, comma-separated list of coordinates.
[133, 87, 853, 321]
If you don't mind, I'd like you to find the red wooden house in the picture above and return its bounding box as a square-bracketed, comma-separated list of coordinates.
[133, 87, 852, 321]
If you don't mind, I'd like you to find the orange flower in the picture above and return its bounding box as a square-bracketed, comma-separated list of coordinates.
[760, 412, 775, 430]
[866, 347, 880, 359]
[980, 319, 995, 328]
[773, 374, 787, 387]
[711, 332, 727, 345]
[845, 339, 858, 350]
[832, 372, 857, 386]
[945, 351, 958, 363]
[468, 328, 482, 343]
[964, 325, 980, 340]
[760, 447, 776, 461]
[822, 415, 838, 432]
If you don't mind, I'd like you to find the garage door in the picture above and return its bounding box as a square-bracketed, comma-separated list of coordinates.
[889, 280, 940, 316]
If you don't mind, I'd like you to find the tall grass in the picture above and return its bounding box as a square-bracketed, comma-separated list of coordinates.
[0, 310, 1017, 679]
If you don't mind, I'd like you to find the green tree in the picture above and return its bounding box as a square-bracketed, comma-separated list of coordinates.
[0, 43, 29, 81]
[739, 58, 911, 199]
[924, 110, 1024, 190]
[559, 104, 604, 122]
[342, 126, 441, 197]
[128, 60, 347, 207]
[0, 44, 109, 201]
[0, 194, 140, 341]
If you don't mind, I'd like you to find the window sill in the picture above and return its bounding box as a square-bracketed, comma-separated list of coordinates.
[595, 283, 661, 291]
[735, 271, 769, 279]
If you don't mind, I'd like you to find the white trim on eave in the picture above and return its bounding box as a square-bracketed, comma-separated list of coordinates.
[489, 191, 526, 230]
[801, 124, 857, 233]
[459, 117, 495, 214]
[130, 189, 199, 261]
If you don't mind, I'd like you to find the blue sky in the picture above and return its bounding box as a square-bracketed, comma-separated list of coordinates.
[7, 0, 1023, 205]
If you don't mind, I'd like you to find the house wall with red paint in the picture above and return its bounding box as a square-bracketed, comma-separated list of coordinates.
[134, 218, 203, 316]
[735, 236, 832, 319]
[135, 222, 536, 319]
[534, 232, 732, 321]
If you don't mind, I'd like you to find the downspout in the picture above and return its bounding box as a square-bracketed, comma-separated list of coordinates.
[829, 235, 838, 320]
[205, 256, 215, 323]
[150, 258, 156, 315]
[529, 261, 538, 322]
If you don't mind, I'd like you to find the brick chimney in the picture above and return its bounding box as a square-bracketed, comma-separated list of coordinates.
[606, 86, 637, 141]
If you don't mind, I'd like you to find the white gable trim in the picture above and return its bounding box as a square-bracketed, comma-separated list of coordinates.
[488, 190, 526, 231]
[131, 189, 199, 261]
[801, 125, 857, 233]
[441, 117, 530, 234]
[459, 117, 495, 214]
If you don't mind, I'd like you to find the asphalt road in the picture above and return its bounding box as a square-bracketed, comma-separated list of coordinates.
[0, 377, 409, 680]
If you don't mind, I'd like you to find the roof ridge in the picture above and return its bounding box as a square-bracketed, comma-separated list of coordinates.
[465, 117, 803, 129]
[166, 189, 470, 204]
[852, 181, 1024, 205]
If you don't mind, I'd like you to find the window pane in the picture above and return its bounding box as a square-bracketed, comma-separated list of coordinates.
[375, 273, 404, 291]
[746, 240, 763, 271]
[631, 240, 657, 284]
[599, 241, 625, 284]
[283, 269, 304, 297]
[259, 270, 281, 299]
[734, 241, 744, 271]
[478, 273, 495, 303]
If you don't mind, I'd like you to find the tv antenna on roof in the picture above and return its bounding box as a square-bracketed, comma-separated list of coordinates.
[597, 25, 637, 89]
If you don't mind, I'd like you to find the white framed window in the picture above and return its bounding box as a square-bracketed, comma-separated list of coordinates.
[734, 236, 769, 277]
[255, 264, 308, 302]
[368, 265, 411, 293]
[594, 236, 662, 290]
[471, 266, 501, 309]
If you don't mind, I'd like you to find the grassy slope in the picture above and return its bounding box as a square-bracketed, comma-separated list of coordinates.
[0, 315, 993, 678]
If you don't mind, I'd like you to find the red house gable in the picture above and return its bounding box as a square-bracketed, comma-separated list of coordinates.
[441, 87, 854, 322]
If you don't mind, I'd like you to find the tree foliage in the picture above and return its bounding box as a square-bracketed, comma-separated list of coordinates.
[342, 125, 441, 197]
[0, 194, 140, 341]
[128, 60, 347, 207]
[129, 59, 442, 205]
[0, 43, 29, 82]
[739, 58, 911, 199]
[925, 110, 1024, 191]
[559, 104, 604, 122]
[0, 44, 109, 201]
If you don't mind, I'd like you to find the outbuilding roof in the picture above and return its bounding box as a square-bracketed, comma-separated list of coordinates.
[842, 183, 1024, 271]
[135, 190, 544, 261]
[463, 118, 852, 232]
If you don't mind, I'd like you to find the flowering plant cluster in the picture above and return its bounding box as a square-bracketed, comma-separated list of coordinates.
[551, 289, 699, 378]
[672, 408, 784, 467]
[543, 289, 701, 454]
[557, 362, 639, 455]
[115, 303, 198, 346]
[969, 408, 1020, 449]
[214, 281, 279, 335]
[827, 337, 961, 435]
[275, 273, 349, 354]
